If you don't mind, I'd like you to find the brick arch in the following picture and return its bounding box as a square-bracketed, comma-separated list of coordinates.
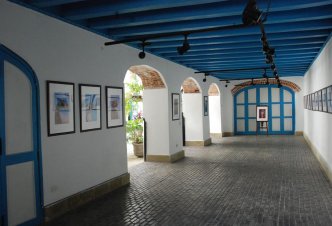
[231, 78, 301, 95]
[129, 65, 166, 89]
[181, 77, 201, 93]
[208, 83, 220, 96]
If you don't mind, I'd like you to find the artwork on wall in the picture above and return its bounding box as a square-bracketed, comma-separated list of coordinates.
[47, 81, 75, 136]
[172, 93, 180, 120]
[256, 106, 268, 122]
[106, 86, 124, 128]
[317, 90, 323, 112]
[304, 95, 307, 109]
[328, 86, 332, 113]
[79, 84, 101, 132]
[322, 88, 327, 112]
[204, 96, 209, 116]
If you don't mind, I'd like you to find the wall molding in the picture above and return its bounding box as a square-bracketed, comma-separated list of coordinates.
[304, 133, 332, 184]
[146, 150, 185, 163]
[222, 132, 234, 137]
[44, 173, 130, 222]
[185, 138, 211, 146]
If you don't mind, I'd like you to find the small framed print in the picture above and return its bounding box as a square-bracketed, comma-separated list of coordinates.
[79, 84, 101, 132]
[172, 93, 180, 120]
[304, 95, 307, 109]
[322, 88, 328, 112]
[328, 86, 332, 113]
[106, 86, 124, 128]
[311, 93, 315, 111]
[204, 96, 208, 116]
[317, 90, 323, 112]
[256, 105, 268, 122]
[47, 81, 75, 136]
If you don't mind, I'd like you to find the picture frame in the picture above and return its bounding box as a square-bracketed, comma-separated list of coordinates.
[79, 84, 101, 132]
[172, 93, 180, 120]
[328, 86, 332, 113]
[311, 93, 314, 111]
[256, 105, 268, 122]
[46, 81, 75, 136]
[204, 96, 208, 116]
[304, 95, 307, 109]
[322, 88, 328, 112]
[317, 90, 323, 112]
[106, 86, 124, 128]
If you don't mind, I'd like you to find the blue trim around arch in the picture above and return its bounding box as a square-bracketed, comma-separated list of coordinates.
[0, 44, 43, 226]
[234, 84, 296, 135]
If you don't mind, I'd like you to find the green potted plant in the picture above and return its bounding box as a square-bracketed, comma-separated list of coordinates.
[126, 115, 144, 157]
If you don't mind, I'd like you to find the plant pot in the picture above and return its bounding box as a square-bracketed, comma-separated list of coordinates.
[133, 143, 144, 157]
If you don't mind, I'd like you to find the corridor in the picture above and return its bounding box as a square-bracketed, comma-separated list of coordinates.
[47, 136, 332, 226]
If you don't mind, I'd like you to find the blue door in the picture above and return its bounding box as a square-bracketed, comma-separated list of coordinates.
[234, 85, 295, 135]
[0, 45, 43, 226]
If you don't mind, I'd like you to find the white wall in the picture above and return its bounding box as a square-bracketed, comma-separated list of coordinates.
[304, 35, 332, 176]
[221, 77, 304, 134]
[182, 93, 204, 141]
[0, 1, 222, 205]
[143, 89, 170, 155]
[209, 96, 222, 134]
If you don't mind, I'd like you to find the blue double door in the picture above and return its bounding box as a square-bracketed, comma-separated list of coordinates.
[0, 46, 43, 226]
[234, 85, 295, 135]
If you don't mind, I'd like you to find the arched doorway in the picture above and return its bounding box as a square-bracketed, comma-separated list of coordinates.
[0, 45, 43, 226]
[181, 77, 211, 146]
[208, 83, 222, 142]
[234, 81, 297, 135]
[124, 65, 168, 166]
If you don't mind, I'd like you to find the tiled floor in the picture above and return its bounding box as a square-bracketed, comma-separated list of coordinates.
[47, 136, 332, 226]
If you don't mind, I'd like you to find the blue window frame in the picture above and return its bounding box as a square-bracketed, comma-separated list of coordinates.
[234, 85, 295, 135]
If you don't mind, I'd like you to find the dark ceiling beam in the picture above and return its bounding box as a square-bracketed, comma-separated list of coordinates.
[63, 0, 228, 20]
[30, 0, 85, 8]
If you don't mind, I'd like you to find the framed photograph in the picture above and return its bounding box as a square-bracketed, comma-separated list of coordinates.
[308, 94, 312, 110]
[79, 84, 101, 132]
[322, 88, 328, 112]
[304, 95, 307, 109]
[256, 105, 268, 122]
[172, 93, 180, 120]
[311, 93, 314, 111]
[106, 86, 124, 128]
[204, 96, 208, 116]
[328, 86, 332, 113]
[317, 90, 323, 112]
[46, 81, 75, 136]
[313, 92, 317, 111]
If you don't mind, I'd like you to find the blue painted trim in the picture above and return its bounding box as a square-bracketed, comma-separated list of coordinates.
[234, 84, 295, 135]
[0, 44, 43, 225]
[6, 152, 34, 165]
[304, 31, 332, 76]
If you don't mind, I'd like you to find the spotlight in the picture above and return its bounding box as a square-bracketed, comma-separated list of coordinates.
[138, 40, 150, 59]
[262, 69, 267, 78]
[261, 33, 267, 43]
[267, 47, 275, 56]
[262, 42, 269, 53]
[266, 77, 269, 85]
[278, 83, 283, 88]
[273, 70, 278, 78]
[177, 34, 190, 55]
[242, 0, 263, 25]
[271, 63, 276, 71]
[251, 78, 255, 86]
[203, 74, 207, 82]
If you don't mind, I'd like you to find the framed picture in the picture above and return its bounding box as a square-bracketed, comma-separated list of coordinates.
[204, 96, 208, 116]
[328, 86, 332, 113]
[106, 86, 124, 128]
[318, 90, 323, 112]
[308, 94, 312, 110]
[79, 84, 101, 132]
[313, 92, 318, 111]
[311, 93, 315, 111]
[304, 95, 307, 109]
[256, 105, 268, 122]
[322, 88, 328, 112]
[172, 93, 180, 120]
[46, 81, 75, 136]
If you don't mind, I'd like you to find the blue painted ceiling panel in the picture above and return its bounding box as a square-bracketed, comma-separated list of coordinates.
[10, 0, 332, 80]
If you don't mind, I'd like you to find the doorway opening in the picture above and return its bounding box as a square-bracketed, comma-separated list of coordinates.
[124, 65, 167, 168]
[208, 83, 222, 142]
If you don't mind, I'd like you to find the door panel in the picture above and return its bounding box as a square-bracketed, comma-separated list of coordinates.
[0, 46, 42, 226]
[4, 61, 33, 155]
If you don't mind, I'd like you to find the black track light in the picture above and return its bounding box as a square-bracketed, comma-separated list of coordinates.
[266, 77, 269, 85]
[251, 78, 255, 86]
[267, 47, 275, 56]
[271, 63, 276, 71]
[266, 54, 273, 64]
[262, 69, 267, 78]
[242, 0, 263, 25]
[273, 70, 278, 78]
[138, 40, 150, 59]
[262, 42, 269, 53]
[278, 83, 283, 88]
[177, 34, 190, 55]
[203, 74, 207, 82]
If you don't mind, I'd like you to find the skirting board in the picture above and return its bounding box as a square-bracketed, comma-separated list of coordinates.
[146, 150, 185, 163]
[210, 133, 223, 139]
[222, 132, 234, 137]
[185, 138, 212, 146]
[44, 173, 130, 222]
[304, 133, 332, 184]
[295, 131, 303, 136]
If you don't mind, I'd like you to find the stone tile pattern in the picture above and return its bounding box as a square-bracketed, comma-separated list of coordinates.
[231, 79, 301, 95]
[46, 136, 332, 226]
